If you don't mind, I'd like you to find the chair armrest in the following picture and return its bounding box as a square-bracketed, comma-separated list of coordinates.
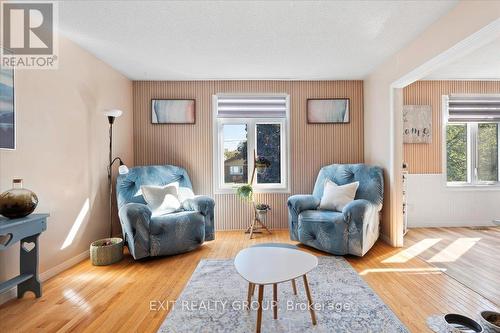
[183, 196, 215, 241]
[342, 199, 373, 225]
[287, 195, 320, 216]
[342, 199, 379, 256]
[118, 203, 152, 260]
[183, 196, 215, 217]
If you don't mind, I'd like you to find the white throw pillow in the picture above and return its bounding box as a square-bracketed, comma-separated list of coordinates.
[319, 180, 359, 212]
[141, 184, 182, 217]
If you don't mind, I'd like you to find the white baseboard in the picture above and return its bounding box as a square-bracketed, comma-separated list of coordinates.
[0, 250, 89, 306]
[0, 289, 16, 305]
[39, 250, 89, 281]
[408, 220, 496, 228]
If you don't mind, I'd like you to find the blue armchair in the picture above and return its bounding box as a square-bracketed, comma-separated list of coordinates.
[288, 164, 383, 256]
[116, 165, 215, 260]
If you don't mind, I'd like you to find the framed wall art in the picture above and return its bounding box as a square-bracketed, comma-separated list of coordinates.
[307, 98, 349, 124]
[0, 64, 15, 150]
[403, 105, 432, 144]
[151, 99, 195, 124]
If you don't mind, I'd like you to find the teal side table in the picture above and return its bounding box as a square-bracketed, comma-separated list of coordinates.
[0, 214, 49, 298]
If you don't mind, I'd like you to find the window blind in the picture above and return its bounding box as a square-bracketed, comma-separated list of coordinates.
[448, 95, 500, 122]
[216, 95, 288, 118]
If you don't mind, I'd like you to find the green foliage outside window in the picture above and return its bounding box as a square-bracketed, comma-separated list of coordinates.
[446, 124, 467, 182]
[478, 123, 498, 182]
[447, 123, 499, 183]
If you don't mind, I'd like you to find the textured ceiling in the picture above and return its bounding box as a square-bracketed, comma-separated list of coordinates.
[59, 0, 457, 80]
[425, 37, 500, 80]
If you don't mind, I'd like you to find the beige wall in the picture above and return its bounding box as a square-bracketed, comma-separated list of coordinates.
[133, 81, 364, 230]
[0, 36, 133, 293]
[364, 1, 500, 246]
[403, 80, 500, 174]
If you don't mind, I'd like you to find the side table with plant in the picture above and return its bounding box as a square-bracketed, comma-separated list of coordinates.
[236, 150, 272, 239]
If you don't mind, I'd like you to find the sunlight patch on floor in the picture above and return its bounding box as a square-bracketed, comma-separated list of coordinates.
[428, 237, 480, 263]
[63, 289, 92, 313]
[359, 267, 446, 276]
[72, 272, 102, 282]
[72, 272, 133, 284]
[382, 238, 442, 263]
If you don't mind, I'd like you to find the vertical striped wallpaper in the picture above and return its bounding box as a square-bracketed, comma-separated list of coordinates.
[403, 81, 500, 174]
[133, 81, 364, 230]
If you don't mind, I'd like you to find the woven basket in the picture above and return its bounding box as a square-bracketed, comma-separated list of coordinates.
[90, 237, 123, 266]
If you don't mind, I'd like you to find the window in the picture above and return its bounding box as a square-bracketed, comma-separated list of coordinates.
[445, 95, 500, 186]
[256, 123, 281, 184]
[477, 123, 498, 182]
[223, 124, 248, 183]
[214, 94, 289, 193]
[229, 166, 244, 176]
[446, 123, 468, 183]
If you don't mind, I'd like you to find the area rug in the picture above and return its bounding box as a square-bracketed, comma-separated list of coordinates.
[158, 257, 409, 332]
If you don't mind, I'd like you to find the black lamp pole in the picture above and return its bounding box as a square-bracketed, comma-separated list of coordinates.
[107, 116, 115, 238]
[106, 116, 126, 238]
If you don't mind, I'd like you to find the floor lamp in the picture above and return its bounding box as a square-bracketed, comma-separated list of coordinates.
[104, 109, 129, 238]
[89, 110, 129, 266]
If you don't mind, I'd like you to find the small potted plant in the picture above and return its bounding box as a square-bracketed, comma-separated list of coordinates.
[236, 184, 253, 201]
[255, 203, 271, 221]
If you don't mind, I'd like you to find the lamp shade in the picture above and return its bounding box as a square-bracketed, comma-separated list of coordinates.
[118, 164, 129, 175]
[103, 109, 123, 118]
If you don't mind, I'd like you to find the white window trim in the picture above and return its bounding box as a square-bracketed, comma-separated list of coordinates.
[442, 95, 500, 188]
[213, 94, 291, 194]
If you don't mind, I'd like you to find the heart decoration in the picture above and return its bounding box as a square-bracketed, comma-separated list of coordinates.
[22, 241, 36, 252]
[0, 233, 13, 249]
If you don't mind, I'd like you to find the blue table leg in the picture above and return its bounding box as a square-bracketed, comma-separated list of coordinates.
[17, 234, 41, 298]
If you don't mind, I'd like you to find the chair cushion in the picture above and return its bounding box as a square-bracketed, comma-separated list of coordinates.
[141, 184, 182, 217]
[297, 210, 348, 255]
[298, 209, 344, 223]
[149, 211, 205, 256]
[116, 165, 195, 210]
[150, 211, 204, 235]
[312, 164, 383, 207]
[319, 180, 359, 212]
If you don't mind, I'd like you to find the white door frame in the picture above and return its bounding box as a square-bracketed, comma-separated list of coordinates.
[388, 19, 500, 246]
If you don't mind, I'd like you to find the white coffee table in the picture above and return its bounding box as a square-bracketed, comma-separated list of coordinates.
[234, 247, 318, 333]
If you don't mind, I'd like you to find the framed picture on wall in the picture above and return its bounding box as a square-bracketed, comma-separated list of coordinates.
[151, 99, 196, 124]
[0, 62, 15, 150]
[307, 98, 350, 124]
[403, 105, 432, 144]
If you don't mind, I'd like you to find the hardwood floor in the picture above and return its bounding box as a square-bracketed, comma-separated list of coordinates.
[405, 227, 500, 306]
[0, 229, 498, 332]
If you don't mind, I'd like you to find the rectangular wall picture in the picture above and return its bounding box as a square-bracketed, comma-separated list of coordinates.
[151, 99, 195, 124]
[307, 98, 349, 123]
[403, 105, 432, 144]
[0, 66, 15, 149]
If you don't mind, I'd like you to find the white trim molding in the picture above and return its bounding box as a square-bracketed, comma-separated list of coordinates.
[39, 250, 89, 281]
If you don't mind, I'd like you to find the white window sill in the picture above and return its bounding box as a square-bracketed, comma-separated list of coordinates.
[214, 187, 291, 195]
[445, 183, 500, 191]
